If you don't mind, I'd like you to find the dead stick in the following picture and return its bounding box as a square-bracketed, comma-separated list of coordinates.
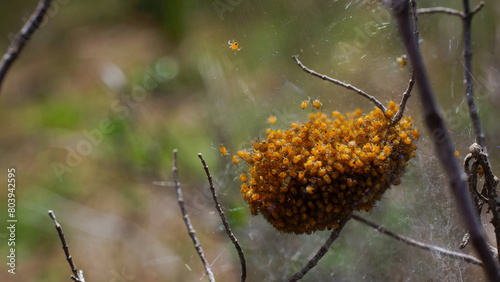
[198, 153, 247, 282]
[172, 150, 215, 282]
[0, 0, 52, 92]
[48, 210, 85, 282]
[352, 214, 483, 266]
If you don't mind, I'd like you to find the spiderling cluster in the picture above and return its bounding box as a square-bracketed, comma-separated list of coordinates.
[232, 101, 419, 234]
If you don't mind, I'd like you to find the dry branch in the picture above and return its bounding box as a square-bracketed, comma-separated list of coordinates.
[198, 153, 247, 282]
[389, 0, 500, 280]
[48, 210, 85, 282]
[352, 214, 483, 266]
[292, 55, 388, 115]
[172, 150, 215, 282]
[285, 213, 351, 282]
[0, 0, 52, 92]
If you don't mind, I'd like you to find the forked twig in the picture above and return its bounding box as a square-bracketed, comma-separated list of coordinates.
[0, 0, 52, 92]
[198, 153, 247, 282]
[292, 55, 388, 115]
[417, 1, 484, 17]
[390, 0, 500, 279]
[352, 214, 483, 266]
[285, 213, 351, 282]
[172, 150, 215, 282]
[48, 210, 85, 282]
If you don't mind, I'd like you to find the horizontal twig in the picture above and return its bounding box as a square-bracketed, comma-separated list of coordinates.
[352, 214, 483, 266]
[292, 55, 388, 115]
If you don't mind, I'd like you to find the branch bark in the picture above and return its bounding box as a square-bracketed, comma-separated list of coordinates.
[0, 0, 52, 93]
[389, 0, 500, 280]
[172, 150, 215, 282]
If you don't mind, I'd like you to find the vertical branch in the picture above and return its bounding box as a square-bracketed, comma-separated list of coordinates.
[198, 153, 247, 282]
[461, 0, 486, 150]
[389, 0, 500, 280]
[392, 1, 418, 126]
[172, 150, 215, 282]
[460, 0, 500, 261]
[48, 210, 85, 282]
[0, 0, 52, 92]
[285, 213, 351, 282]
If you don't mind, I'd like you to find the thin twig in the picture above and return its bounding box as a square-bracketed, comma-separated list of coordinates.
[417, 1, 484, 17]
[392, 72, 415, 126]
[172, 150, 215, 282]
[352, 214, 483, 266]
[48, 210, 85, 282]
[461, 0, 486, 151]
[198, 153, 247, 282]
[417, 7, 464, 17]
[471, 1, 485, 15]
[0, 0, 52, 92]
[390, 0, 500, 280]
[292, 55, 388, 115]
[285, 213, 351, 282]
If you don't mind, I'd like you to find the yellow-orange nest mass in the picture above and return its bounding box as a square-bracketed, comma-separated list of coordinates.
[233, 101, 419, 234]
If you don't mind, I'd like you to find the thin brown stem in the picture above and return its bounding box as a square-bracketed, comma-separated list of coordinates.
[390, 0, 500, 280]
[417, 2, 484, 18]
[392, 72, 415, 126]
[352, 214, 483, 266]
[462, 0, 486, 151]
[198, 153, 246, 282]
[417, 7, 463, 17]
[0, 0, 52, 93]
[285, 213, 351, 282]
[471, 2, 485, 15]
[172, 150, 215, 282]
[48, 210, 85, 282]
[292, 55, 388, 116]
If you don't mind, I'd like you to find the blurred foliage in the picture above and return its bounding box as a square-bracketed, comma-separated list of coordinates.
[0, 0, 499, 281]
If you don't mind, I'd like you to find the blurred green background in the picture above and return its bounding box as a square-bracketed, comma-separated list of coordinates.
[0, 0, 499, 281]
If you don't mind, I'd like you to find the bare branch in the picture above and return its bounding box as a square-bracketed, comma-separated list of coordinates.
[462, 0, 486, 151]
[198, 153, 247, 282]
[352, 214, 483, 266]
[285, 213, 351, 282]
[417, 1, 484, 18]
[0, 0, 52, 93]
[392, 1, 418, 126]
[471, 1, 485, 15]
[292, 55, 388, 115]
[417, 7, 463, 17]
[392, 72, 415, 126]
[389, 0, 500, 279]
[48, 210, 85, 282]
[172, 150, 215, 282]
